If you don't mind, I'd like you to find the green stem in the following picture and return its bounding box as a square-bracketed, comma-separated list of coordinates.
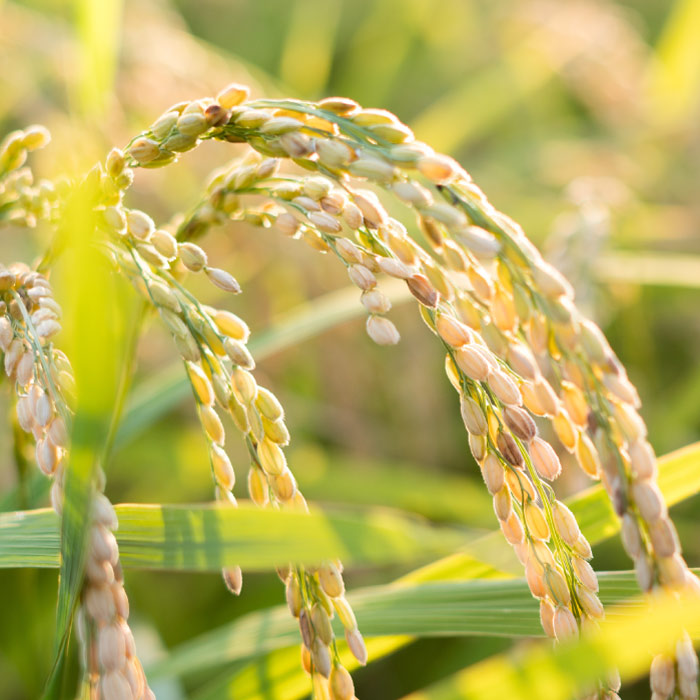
[99, 300, 147, 468]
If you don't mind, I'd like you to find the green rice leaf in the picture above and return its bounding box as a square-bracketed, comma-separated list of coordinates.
[401, 588, 700, 700]
[74, 0, 123, 116]
[0, 502, 468, 571]
[43, 182, 131, 698]
[646, 0, 700, 129]
[148, 569, 662, 683]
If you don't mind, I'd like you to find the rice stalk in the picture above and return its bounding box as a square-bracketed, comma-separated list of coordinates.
[1, 81, 697, 699]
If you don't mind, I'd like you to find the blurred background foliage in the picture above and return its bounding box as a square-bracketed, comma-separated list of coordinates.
[1, 0, 700, 698]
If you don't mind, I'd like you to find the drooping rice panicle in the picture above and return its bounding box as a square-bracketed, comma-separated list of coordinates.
[116, 84, 698, 696]
[3, 80, 696, 699]
[90, 139, 365, 698]
[0, 259, 154, 700]
[0, 125, 60, 229]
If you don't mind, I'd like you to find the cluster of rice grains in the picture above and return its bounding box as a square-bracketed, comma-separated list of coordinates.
[1, 82, 697, 699]
[96, 107, 364, 700]
[120, 84, 697, 699]
[1, 132, 153, 698]
[0, 125, 60, 228]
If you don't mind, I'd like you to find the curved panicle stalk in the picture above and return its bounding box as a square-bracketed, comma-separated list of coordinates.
[116, 85, 697, 698]
[90, 142, 366, 696]
[0, 83, 697, 700]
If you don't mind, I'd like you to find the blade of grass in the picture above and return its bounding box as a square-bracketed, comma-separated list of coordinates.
[5, 443, 698, 577]
[410, 10, 591, 153]
[401, 589, 700, 700]
[0, 502, 469, 571]
[73, 0, 123, 117]
[278, 0, 341, 97]
[335, 0, 430, 106]
[147, 568, 662, 682]
[646, 0, 700, 129]
[43, 183, 132, 697]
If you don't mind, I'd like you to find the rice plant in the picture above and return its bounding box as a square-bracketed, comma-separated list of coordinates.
[1, 78, 699, 700]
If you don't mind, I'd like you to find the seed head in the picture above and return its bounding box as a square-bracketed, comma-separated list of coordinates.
[454, 344, 490, 381]
[553, 409, 578, 453]
[366, 315, 400, 345]
[360, 289, 391, 314]
[100, 670, 132, 700]
[503, 406, 537, 442]
[629, 439, 656, 481]
[257, 437, 286, 476]
[316, 138, 355, 167]
[416, 154, 460, 183]
[213, 310, 250, 342]
[309, 210, 341, 234]
[329, 665, 355, 700]
[647, 517, 679, 557]
[347, 264, 376, 291]
[552, 606, 578, 641]
[186, 362, 214, 406]
[129, 137, 161, 164]
[574, 534, 593, 560]
[651, 655, 676, 698]
[179, 242, 208, 272]
[345, 627, 368, 666]
[480, 453, 504, 494]
[205, 267, 241, 294]
[204, 103, 230, 127]
[36, 439, 59, 475]
[497, 431, 523, 468]
[524, 502, 550, 540]
[126, 209, 155, 240]
[224, 338, 255, 369]
[505, 468, 535, 502]
[231, 368, 257, 404]
[539, 599, 555, 638]
[573, 557, 599, 592]
[530, 437, 561, 481]
[500, 511, 524, 545]
[552, 502, 580, 546]
[276, 212, 300, 237]
[279, 131, 313, 157]
[211, 444, 235, 490]
[223, 566, 243, 595]
[631, 480, 665, 522]
[530, 378, 558, 417]
[457, 395, 486, 436]
[406, 273, 439, 308]
[0, 317, 13, 350]
[620, 513, 642, 558]
[98, 623, 127, 671]
[493, 486, 512, 521]
[217, 83, 250, 109]
[468, 432, 487, 462]
[318, 562, 344, 598]
[488, 369, 522, 406]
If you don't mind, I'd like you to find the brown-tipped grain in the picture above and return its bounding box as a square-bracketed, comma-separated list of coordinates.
[497, 431, 524, 468]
